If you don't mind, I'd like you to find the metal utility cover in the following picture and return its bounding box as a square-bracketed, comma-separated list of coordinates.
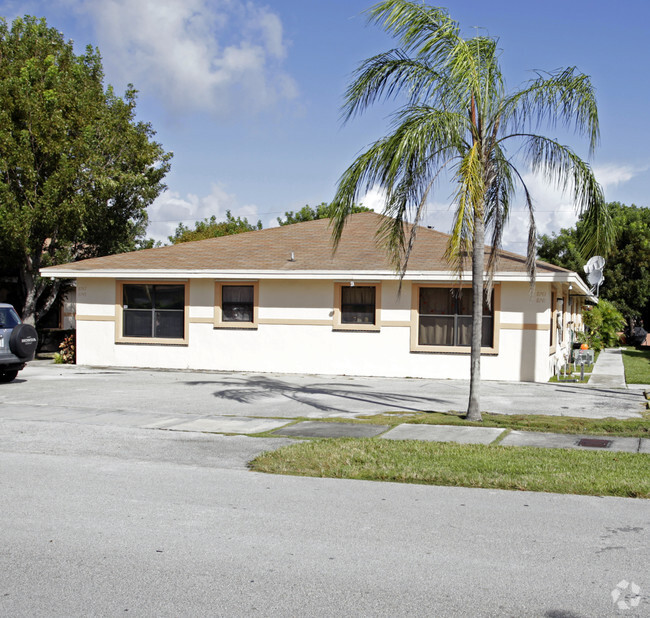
[576, 438, 612, 448]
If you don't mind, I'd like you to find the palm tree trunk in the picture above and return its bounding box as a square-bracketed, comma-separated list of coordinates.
[466, 209, 485, 421]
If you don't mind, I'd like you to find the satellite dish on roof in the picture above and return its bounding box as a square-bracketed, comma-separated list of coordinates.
[584, 256, 605, 272]
[583, 256, 605, 297]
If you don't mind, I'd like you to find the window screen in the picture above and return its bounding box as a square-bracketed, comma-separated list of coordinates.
[222, 285, 254, 322]
[123, 284, 184, 339]
[341, 286, 376, 325]
[418, 288, 493, 347]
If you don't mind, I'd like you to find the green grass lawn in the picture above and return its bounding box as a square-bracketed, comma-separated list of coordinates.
[250, 438, 650, 498]
[622, 347, 650, 384]
[251, 410, 650, 498]
[252, 370, 650, 498]
[310, 410, 650, 438]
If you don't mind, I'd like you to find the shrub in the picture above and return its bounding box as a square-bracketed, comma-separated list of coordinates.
[582, 299, 626, 351]
[54, 333, 75, 364]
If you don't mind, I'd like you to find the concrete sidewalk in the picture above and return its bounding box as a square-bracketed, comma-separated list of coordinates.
[588, 347, 627, 388]
[273, 420, 650, 454]
[380, 423, 649, 453]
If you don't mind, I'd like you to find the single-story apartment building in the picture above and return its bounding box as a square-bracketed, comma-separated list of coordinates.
[41, 211, 592, 382]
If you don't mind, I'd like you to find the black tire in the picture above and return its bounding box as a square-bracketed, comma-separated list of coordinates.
[9, 324, 38, 360]
[0, 370, 18, 383]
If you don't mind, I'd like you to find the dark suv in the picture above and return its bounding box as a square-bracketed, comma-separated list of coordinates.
[0, 303, 38, 382]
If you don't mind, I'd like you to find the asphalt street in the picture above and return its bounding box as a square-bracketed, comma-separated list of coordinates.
[1, 419, 649, 617]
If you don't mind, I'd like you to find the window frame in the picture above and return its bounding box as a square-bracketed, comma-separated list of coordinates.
[214, 281, 259, 329]
[333, 282, 381, 331]
[556, 295, 566, 348]
[549, 290, 557, 353]
[115, 280, 189, 345]
[410, 283, 500, 354]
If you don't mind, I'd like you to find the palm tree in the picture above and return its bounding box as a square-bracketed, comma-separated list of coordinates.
[330, 0, 612, 420]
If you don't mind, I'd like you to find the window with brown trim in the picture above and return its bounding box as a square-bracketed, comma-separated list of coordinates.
[556, 296, 565, 345]
[333, 283, 381, 331]
[411, 284, 499, 354]
[214, 281, 259, 328]
[549, 291, 558, 351]
[123, 284, 185, 339]
[341, 286, 376, 325]
[418, 287, 493, 347]
[222, 285, 255, 323]
[116, 281, 189, 344]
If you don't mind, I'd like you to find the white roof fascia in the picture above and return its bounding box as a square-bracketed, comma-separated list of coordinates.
[41, 267, 587, 287]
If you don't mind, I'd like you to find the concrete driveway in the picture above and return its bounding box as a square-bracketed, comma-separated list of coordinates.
[0, 360, 644, 434]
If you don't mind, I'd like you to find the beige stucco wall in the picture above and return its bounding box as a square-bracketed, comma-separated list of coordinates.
[74, 277, 559, 382]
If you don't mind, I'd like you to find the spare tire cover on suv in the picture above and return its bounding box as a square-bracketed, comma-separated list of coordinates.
[9, 324, 38, 360]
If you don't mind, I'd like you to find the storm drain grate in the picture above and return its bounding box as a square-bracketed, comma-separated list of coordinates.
[576, 438, 612, 449]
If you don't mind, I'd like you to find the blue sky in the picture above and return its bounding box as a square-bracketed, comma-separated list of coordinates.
[3, 0, 649, 252]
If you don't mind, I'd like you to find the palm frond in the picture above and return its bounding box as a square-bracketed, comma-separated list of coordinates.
[342, 51, 441, 121]
[366, 1, 459, 58]
[484, 148, 515, 295]
[508, 163, 537, 285]
[578, 196, 613, 258]
[500, 67, 599, 153]
[331, 106, 466, 248]
[445, 142, 483, 275]
[515, 133, 611, 256]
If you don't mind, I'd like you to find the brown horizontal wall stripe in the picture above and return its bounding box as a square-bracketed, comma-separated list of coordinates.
[76, 315, 418, 327]
[259, 318, 411, 327]
[501, 323, 550, 331]
[258, 318, 332, 326]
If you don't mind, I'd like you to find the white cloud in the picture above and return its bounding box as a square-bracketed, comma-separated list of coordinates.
[147, 184, 259, 242]
[500, 163, 641, 252]
[66, 0, 298, 116]
[593, 163, 641, 189]
[499, 171, 579, 252]
[358, 187, 385, 212]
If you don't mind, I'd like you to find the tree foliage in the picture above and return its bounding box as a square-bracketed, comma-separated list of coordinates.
[0, 16, 171, 324]
[277, 202, 371, 226]
[168, 210, 262, 244]
[538, 203, 650, 323]
[330, 0, 609, 420]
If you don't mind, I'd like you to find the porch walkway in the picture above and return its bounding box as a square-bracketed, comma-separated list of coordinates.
[588, 347, 627, 388]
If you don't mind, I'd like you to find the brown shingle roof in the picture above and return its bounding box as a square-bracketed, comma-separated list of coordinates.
[41, 211, 568, 274]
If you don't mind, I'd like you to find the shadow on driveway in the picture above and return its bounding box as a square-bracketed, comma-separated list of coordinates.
[184, 374, 448, 415]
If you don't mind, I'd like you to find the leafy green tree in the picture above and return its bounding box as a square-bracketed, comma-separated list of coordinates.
[277, 202, 371, 226]
[539, 203, 650, 327]
[330, 0, 610, 420]
[581, 299, 625, 351]
[0, 16, 171, 325]
[537, 227, 585, 278]
[168, 210, 262, 244]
